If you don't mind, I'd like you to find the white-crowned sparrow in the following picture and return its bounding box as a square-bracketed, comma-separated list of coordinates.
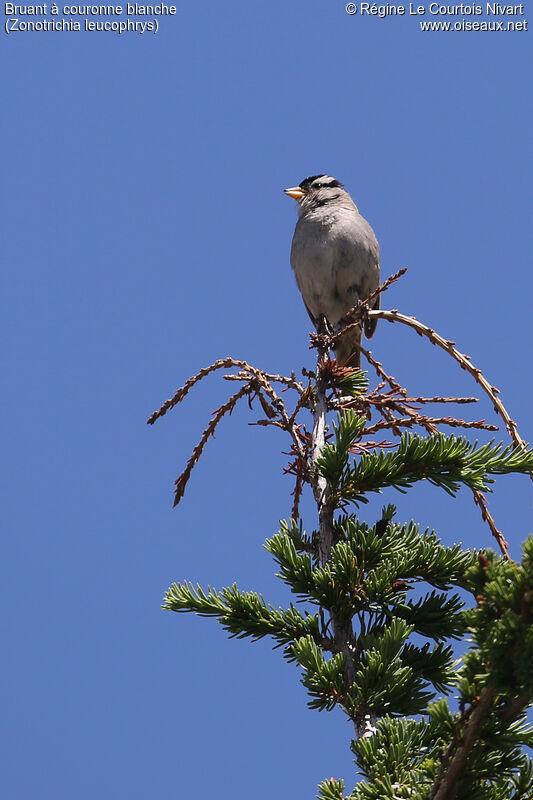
[285, 175, 380, 368]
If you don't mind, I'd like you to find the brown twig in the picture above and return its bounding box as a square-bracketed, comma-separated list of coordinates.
[289, 386, 313, 426]
[336, 307, 530, 556]
[223, 370, 305, 394]
[472, 490, 511, 560]
[349, 440, 396, 453]
[149, 358, 308, 509]
[148, 359, 306, 426]
[410, 396, 479, 405]
[373, 402, 404, 438]
[291, 464, 305, 520]
[172, 383, 252, 506]
[148, 358, 256, 424]
[250, 372, 307, 465]
[359, 346, 408, 398]
[361, 416, 498, 436]
[366, 309, 528, 453]
[151, 296, 527, 566]
[249, 418, 285, 429]
[336, 267, 408, 331]
[430, 687, 496, 800]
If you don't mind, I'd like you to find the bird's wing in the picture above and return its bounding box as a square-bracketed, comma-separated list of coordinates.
[330, 221, 380, 334]
[302, 299, 318, 328]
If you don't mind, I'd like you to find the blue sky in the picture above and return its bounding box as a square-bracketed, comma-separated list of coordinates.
[2, 3, 532, 798]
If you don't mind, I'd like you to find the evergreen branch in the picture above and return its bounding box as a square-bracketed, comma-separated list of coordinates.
[399, 641, 457, 694]
[461, 543, 533, 695]
[391, 591, 465, 641]
[268, 520, 473, 644]
[309, 342, 364, 732]
[163, 581, 323, 648]
[430, 687, 496, 800]
[265, 532, 315, 597]
[291, 635, 347, 711]
[353, 619, 435, 716]
[278, 517, 315, 554]
[310, 348, 336, 565]
[340, 515, 476, 590]
[333, 365, 370, 399]
[316, 411, 367, 488]
[424, 543, 533, 799]
[338, 434, 533, 504]
[352, 716, 441, 795]
[151, 294, 533, 797]
[317, 777, 346, 800]
[163, 581, 229, 616]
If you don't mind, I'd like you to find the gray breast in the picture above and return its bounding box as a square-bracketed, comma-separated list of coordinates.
[290, 204, 380, 327]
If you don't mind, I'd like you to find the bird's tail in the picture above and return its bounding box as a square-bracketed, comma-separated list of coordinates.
[333, 325, 362, 369]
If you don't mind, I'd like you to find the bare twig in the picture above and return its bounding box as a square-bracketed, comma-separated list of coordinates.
[289, 387, 312, 427]
[472, 490, 511, 560]
[251, 372, 307, 465]
[336, 267, 408, 330]
[224, 370, 305, 394]
[291, 467, 304, 521]
[410, 396, 479, 405]
[172, 383, 252, 506]
[359, 346, 408, 397]
[349, 440, 396, 453]
[148, 358, 256, 424]
[249, 418, 285, 429]
[373, 402, 404, 438]
[149, 358, 308, 509]
[332, 305, 530, 556]
[366, 309, 528, 453]
[148, 359, 306, 426]
[361, 416, 498, 436]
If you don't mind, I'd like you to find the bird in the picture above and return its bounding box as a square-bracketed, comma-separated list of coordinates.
[285, 175, 380, 368]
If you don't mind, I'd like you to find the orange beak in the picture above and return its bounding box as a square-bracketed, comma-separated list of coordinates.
[284, 186, 307, 200]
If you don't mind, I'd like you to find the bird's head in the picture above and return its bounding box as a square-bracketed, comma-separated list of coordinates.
[284, 175, 346, 216]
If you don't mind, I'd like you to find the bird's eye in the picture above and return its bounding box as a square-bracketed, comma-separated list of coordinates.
[314, 183, 323, 188]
